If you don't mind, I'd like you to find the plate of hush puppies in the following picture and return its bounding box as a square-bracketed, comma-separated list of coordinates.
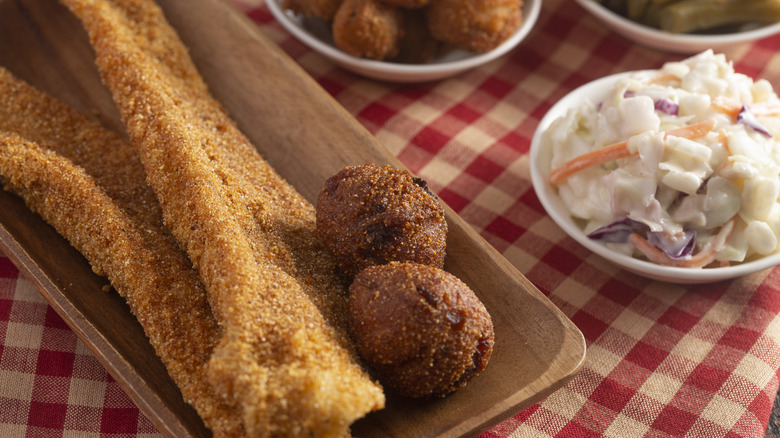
[266, 0, 541, 82]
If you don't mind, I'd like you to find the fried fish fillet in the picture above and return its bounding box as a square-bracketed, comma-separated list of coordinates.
[60, 0, 385, 436]
[0, 66, 245, 437]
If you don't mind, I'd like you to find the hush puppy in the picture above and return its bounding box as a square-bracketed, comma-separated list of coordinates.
[348, 262, 494, 398]
[316, 164, 447, 277]
[332, 0, 404, 60]
[426, 0, 523, 52]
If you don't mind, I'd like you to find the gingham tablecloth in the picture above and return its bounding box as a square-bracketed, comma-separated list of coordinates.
[3, 0, 780, 436]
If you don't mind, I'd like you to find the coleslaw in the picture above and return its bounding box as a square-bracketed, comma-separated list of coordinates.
[546, 50, 780, 268]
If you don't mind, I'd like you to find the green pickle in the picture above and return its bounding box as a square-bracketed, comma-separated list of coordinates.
[593, 0, 780, 34]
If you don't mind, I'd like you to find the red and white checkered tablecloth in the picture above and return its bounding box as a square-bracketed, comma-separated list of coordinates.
[3, 0, 780, 436]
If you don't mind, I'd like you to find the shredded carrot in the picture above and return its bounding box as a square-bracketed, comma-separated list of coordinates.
[712, 96, 742, 118]
[629, 233, 718, 267]
[712, 96, 780, 119]
[628, 219, 735, 268]
[751, 102, 780, 118]
[718, 128, 729, 148]
[549, 118, 716, 184]
[663, 117, 716, 140]
[549, 141, 631, 184]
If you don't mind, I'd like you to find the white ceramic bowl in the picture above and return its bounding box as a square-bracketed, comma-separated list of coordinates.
[267, 0, 540, 82]
[574, 0, 780, 54]
[529, 72, 780, 284]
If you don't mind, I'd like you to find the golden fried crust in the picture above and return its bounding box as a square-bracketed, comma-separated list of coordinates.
[60, 0, 384, 436]
[426, 0, 523, 52]
[332, 0, 404, 60]
[0, 67, 244, 437]
[316, 164, 447, 277]
[348, 262, 494, 398]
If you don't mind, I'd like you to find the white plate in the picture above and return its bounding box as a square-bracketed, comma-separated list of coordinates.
[267, 0, 540, 82]
[529, 72, 780, 284]
[575, 0, 780, 54]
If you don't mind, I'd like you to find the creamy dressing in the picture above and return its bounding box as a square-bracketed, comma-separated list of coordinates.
[546, 50, 780, 266]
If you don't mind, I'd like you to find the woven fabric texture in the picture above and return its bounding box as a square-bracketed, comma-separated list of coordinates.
[2, 0, 780, 436]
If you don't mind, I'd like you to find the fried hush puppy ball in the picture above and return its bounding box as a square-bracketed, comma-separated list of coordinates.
[316, 163, 447, 277]
[332, 0, 404, 60]
[283, 0, 524, 61]
[426, 0, 523, 52]
[348, 262, 494, 398]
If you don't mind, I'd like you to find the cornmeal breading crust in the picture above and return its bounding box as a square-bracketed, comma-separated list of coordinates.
[0, 66, 245, 437]
[60, 0, 385, 436]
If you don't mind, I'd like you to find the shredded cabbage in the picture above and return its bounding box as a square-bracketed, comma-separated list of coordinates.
[546, 50, 780, 267]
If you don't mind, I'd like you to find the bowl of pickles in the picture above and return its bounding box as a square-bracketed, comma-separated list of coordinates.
[575, 0, 780, 53]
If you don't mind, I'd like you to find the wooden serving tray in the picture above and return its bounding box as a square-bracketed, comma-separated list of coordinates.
[0, 0, 586, 436]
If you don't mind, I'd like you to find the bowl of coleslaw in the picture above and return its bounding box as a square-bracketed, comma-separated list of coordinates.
[530, 50, 780, 283]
